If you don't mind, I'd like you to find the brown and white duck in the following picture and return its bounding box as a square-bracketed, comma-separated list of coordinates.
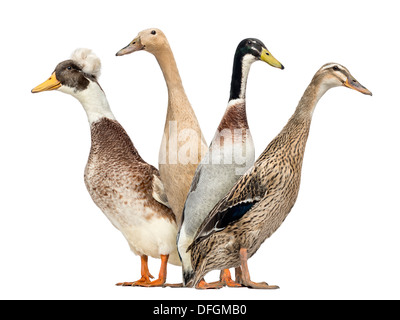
[116, 28, 208, 224]
[31, 48, 181, 287]
[188, 63, 372, 289]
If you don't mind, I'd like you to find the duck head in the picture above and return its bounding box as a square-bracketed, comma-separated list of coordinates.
[116, 28, 169, 56]
[31, 48, 102, 96]
[31, 49, 114, 124]
[314, 63, 372, 96]
[228, 38, 284, 101]
[235, 38, 284, 69]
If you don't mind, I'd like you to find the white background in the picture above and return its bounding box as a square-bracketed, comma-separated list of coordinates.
[1, 0, 399, 300]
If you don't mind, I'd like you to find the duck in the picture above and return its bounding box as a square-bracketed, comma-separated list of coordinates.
[116, 28, 208, 224]
[187, 63, 372, 288]
[177, 38, 284, 289]
[31, 48, 181, 287]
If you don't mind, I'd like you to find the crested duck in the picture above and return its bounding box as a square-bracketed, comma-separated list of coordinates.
[116, 28, 208, 224]
[31, 48, 181, 287]
[177, 38, 284, 289]
[188, 63, 372, 288]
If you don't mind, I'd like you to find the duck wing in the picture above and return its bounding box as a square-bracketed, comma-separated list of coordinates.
[188, 166, 267, 250]
[151, 172, 171, 209]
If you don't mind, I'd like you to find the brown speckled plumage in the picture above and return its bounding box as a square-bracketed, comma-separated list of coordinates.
[190, 114, 310, 284]
[189, 64, 372, 287]
[33, 50, 183, 288]
[85, 118, 176, 225]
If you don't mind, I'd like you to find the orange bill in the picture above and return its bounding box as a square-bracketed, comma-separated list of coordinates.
[343, 76, 372, 96]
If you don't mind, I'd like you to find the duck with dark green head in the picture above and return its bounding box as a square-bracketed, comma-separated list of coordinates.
[177, 38, 284, 289]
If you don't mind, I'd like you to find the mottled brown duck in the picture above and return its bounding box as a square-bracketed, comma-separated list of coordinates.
[32, 48, 180, 287]
[188, 63, 372, 289]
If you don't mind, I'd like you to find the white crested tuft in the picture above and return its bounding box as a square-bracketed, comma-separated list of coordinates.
[71, 48, 101, 78]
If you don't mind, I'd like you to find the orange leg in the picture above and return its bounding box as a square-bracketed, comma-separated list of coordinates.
[142, 254, 169, 287]
[116, 255, 154, 286]
[208, 269, 243, 288]
[219, 269, 243, 287]
[195, 278, 224, 290]
[239, 248, 279, 289]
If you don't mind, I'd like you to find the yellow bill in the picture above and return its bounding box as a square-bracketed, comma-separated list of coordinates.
[260, 48, 284, 70]
[31, 72, 61, 93]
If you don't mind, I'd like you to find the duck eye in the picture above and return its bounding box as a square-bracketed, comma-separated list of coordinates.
[333, 66, 339, 71]
[247, 40, 252, 45]
[67, 66, 72, 70]
[151, 30, 156, 35]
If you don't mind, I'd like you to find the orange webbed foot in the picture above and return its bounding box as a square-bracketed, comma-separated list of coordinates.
[195, 279, 224, 290]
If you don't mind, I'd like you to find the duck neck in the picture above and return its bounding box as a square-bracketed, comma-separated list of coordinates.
[293, 84, 319, 122]
[70, 81, 115, 125]
[153, 45, 188, 105]
[292, 76, 330, 120]
[229, 53, 256, 101]
[276, 77, 331, 156]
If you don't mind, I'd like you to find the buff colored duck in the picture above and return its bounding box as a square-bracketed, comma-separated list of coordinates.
[188, 63, 372, 288]
[116, 28, 208, 224]
[32, 49, 180, 287]
[177, 38, 284, 289]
